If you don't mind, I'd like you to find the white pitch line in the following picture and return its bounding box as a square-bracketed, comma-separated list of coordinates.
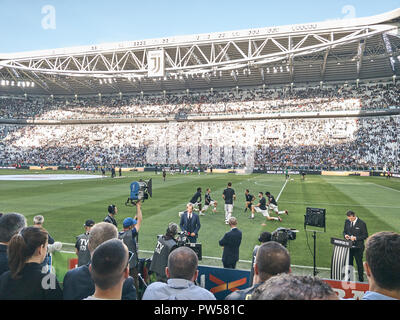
[279, 200, 400, 210]
[276, 178, 289, 201]
[370, 182, 400, 193]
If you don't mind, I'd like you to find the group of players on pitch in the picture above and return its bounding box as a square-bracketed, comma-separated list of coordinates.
[179, 183, 288, 226]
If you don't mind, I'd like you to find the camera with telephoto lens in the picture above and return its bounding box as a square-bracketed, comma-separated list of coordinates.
[271, 227, 297, 248]
[175, 231, 202, 260]
[125, 179, 152, 206]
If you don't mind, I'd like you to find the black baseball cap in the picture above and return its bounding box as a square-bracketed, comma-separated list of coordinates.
[84, 219, 95, 227]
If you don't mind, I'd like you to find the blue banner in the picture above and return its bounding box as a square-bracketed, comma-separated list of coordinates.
[197, 266, 251, 300]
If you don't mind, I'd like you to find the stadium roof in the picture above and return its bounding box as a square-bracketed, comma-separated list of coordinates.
[0, 8, 399, 96]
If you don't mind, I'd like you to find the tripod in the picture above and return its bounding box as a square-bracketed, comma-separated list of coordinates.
[305, 228, 324, 276]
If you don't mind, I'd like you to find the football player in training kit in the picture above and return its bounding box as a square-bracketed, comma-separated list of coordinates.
[244, 189, 255, 213]
[179, 187, 202, 217]
[250, 192, 282, 224]
[265, 191, 288, 218]
[200, 188, 217, 216]
[223, 182, 236, 224]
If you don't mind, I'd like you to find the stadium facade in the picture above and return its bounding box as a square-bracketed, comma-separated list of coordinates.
[0, 9, 399, 96]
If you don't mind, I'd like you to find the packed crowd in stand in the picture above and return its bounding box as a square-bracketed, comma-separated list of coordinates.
[0, 81, 399, 169]
[0, 82, 399, 120]
[1, 116, 399, 169]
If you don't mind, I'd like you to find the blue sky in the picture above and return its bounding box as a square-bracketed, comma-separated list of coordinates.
[0, 0, 399, 53]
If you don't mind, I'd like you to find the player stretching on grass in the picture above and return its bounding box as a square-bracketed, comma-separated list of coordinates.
[250, 192, 282, 225]
[179, 187, 202, 217]
[244, 189, 255, 213]
[200, 188, 217, 216]
[266, 192, 288, 218]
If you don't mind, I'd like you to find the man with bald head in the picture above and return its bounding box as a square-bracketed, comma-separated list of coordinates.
[63, 222, 136, 300]
[225, 241, 291, 300]
[142, 246, 215, 300]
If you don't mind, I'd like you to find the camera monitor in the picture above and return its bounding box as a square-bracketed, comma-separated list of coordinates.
[304, 207, 326, 231]
[185, 243, 202, 261]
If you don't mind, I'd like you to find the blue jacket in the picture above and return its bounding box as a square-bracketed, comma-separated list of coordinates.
[179, 212, 201, 241]
[62, 263, 136, 300]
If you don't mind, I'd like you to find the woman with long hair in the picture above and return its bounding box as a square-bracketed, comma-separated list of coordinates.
[0, 226, 62, 299]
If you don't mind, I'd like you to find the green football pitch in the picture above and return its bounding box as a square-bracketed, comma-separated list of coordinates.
[1, 170, 399, 272]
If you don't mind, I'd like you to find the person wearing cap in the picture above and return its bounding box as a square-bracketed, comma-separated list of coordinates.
[118, 201, 142, 292]
[75, 219, 95, 267]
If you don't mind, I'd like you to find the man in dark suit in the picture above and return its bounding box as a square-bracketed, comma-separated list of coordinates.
[343, 210, 368, 282]
[179, 203, 201, 243]
[219, 217, 242, 269]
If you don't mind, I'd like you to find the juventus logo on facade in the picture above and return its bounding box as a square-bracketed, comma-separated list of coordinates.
[147, 50, 165, 77]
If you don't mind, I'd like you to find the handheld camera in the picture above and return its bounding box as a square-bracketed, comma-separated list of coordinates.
[125, 179, 152, 206]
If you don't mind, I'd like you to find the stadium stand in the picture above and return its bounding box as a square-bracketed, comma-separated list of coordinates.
[0, 84, 399, 169]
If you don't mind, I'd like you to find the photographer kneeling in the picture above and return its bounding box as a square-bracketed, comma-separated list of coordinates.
[149, 223, 179, 283]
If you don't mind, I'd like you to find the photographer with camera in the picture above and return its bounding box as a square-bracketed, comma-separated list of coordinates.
[149, 223, 179, 283]
[119, 200, 142, 292]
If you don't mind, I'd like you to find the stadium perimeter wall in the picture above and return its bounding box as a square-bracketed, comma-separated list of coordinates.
[0, 166, 397, 177]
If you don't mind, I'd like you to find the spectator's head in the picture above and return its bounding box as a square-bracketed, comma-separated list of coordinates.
[33, 215, 44, 226]
[364, 231, 400, 298]
[254, 241, 291, 283]
[265, 192, 271, 197]
[0, 213, 27, 244]
[122, 217, 137, 230]
[197, 187, 202, 193]
[84, 219, 95, 233]
[87, 222, 118, 254]
[89, 239, 130, 298]
[166, 246, 198, 282]
[258, 192, 263, 198]
[107, 205, 117, 215]
[228, 217, 238, 228]
[227, 182, 232, 187]
[245, 189, 249, 194]
[7, 226, 48, 279]
[251, 274, 338, 300]
[258, 231, 272, 243]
